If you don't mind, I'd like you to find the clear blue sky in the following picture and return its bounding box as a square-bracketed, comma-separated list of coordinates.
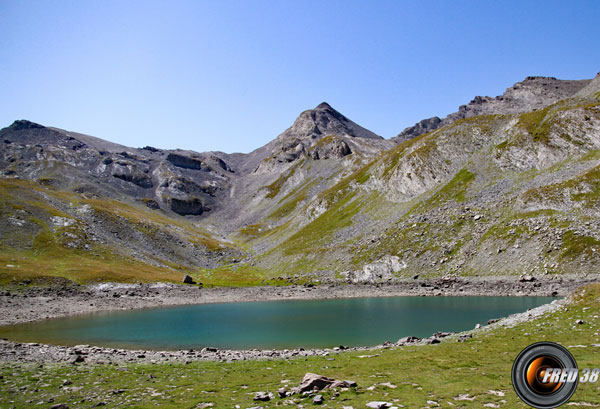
[1, 1, 599, 153]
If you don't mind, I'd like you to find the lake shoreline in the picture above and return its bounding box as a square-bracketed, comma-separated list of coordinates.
[0, 275, 596, 364]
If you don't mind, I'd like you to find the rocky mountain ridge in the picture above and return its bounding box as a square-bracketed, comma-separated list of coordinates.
[1, 71, 599, 285]
[394, 75, 592, 142]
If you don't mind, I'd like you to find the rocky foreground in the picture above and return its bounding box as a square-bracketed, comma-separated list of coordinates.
[0, 275, 596, 364]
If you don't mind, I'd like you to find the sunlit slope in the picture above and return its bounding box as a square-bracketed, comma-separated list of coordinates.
[240, 91, 600, 280]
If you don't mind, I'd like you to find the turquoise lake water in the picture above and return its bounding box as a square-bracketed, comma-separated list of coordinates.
[0, 296, 555, 350]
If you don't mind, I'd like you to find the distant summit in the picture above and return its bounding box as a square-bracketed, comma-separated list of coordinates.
[8, 120, 44, 131]
[277, 102, 382, 141]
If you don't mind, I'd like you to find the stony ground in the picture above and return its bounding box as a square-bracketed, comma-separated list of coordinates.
[2, 275, 594, 327]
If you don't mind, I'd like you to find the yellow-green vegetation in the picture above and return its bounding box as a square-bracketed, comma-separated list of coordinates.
[517, 106, 553, 144]
[238, 223, 265, 239]
[560, 230, 600, 262]
[499, 100, 600, 152]
[0, 179, 233, 284]
[0, 248, 184, 285]
[3, 284, 600, 408]
[191, 264, 288, 287]
[279, 192, 363, 256]
[311, 134, 341, 148]
[424, 168, 475, 209]
[268, 178, 318, 220]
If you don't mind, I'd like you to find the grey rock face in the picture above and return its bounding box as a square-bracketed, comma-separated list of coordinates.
[111, 164, 153, 188]
[310, 136, 352, 160]
[166, 153, 208, 171]
[394, 116, 441, 143]
[163, 196, 205, 215]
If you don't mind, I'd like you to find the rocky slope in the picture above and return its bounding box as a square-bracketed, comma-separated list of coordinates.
[1, 72, 599, 285]
[393, 76, 592, 142]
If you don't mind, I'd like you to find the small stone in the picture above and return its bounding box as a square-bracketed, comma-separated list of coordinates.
[253, 391, 272, 401]
[313, 394, 324, 404]
[576, 319, 585, 325]
[50, 404, 69, 409]
[366, 402, 392, 409]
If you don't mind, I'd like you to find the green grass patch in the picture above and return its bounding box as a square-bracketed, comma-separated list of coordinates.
[425, 168, 475, 208]
[517, 106, 552, 144]
[279, 192, 363, 256]
[560, 230, 600, 261]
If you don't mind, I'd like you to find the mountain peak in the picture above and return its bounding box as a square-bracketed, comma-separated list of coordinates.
[315, 102, 333, 110]
[277, 103, 382, 141]
[8, 119, 45, 131]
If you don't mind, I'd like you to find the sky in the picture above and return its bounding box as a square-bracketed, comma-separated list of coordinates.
[1, 1, 599, 154]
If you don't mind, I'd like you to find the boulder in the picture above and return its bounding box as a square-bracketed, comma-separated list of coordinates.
[73, 355, 85, 363]
[352, 255, 406, 283]
[253, 391, 273, 401]
[295, 373, 336, 393]
[182, 275, 196, 284]
[397, 336, 421, 345]
[293, 373, 357, 394]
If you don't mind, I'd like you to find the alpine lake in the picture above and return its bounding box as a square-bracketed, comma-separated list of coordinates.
[0, 296, 556, 350]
